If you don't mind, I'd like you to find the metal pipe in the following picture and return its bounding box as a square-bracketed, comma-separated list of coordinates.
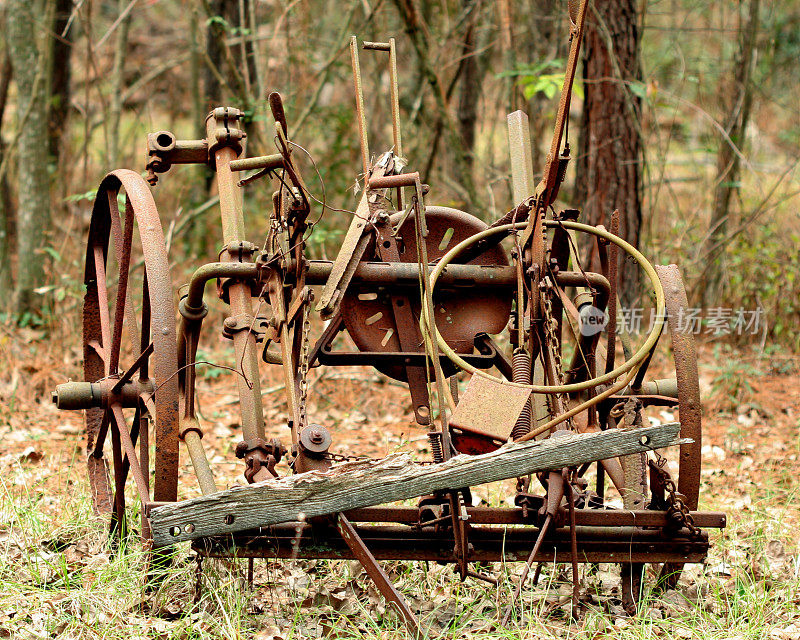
[182, 424, 218, 495]
[305, 260, 515, 286]
[53, 379, 154, 410]
[178, 259, 608, 297]
[307, 260, 607, 292]
[185, 262, 257, 311]
[213, 144, 266, 442]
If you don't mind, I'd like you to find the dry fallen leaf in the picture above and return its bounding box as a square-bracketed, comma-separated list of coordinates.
[18, 446, 43, 462]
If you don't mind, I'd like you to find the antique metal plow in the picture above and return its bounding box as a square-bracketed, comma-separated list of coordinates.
[53, 3, 724, 635]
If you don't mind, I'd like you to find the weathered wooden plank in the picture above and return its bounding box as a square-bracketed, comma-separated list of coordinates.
[151, 423, 684, 547]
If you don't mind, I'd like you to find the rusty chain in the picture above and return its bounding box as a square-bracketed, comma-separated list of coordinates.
[542, 285, 564, 383]
[323, 451, 436, 465]
[297, 301, 311, 430]
[652, 450, 702, 538]
[541, 273, 572, 427]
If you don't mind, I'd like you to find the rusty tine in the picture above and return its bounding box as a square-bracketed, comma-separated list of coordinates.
[565, 468, 581, 618]
[337, 514, 423, 638]
[500, 513, 553, 627]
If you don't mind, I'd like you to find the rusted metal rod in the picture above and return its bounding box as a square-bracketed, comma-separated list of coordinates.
[194, 522, 715, 564]
[500, 513, 552, 626]
[368, 171, 420, 190]
[338, 514, 422, 638]
[229, 153, 284, 173]
[181, 419, 218, 496]
[178, 260, 609, 301]
[362, 41, 391, 51]
[337, 505, 725, 528]
[306, 260, 516, 286]
[147, 131, 208, 164]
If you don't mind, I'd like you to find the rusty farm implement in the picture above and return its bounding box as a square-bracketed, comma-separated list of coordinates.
[53, 3, 724, 634]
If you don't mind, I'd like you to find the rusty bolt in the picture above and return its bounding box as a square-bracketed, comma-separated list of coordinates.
[299, 424, 332, 456]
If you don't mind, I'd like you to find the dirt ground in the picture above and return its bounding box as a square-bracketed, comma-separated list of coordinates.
[1, 329, 799, 639]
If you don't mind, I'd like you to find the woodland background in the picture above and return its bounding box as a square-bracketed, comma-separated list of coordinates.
[0, 0, 797, 344]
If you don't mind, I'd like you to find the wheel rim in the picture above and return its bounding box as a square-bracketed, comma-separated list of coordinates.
[655, 264, 701, 510]
[82, 171, 180, 533]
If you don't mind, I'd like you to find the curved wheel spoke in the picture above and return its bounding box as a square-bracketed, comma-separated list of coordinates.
[87, 339, 107, 362]
[91, 408, 111, 458]
[115, 405, 142, 489]
[108, 192, 138, 373]
[87, 407, 114, 515]
[110, 404, 150, 506]
[109, 408, 125, 538]
[140, 393, 157, 421]
[111, 342, 154, 394]
[92, 245, 112, 375]
[140, 273, 151, 380]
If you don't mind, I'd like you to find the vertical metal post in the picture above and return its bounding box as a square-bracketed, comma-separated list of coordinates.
[350, 36, 370, 178]
[139, 408, 151, 539]
[507, 110, 548, 433]
[388, 38, 403, 159]
[507, 110, 534, 205]
[208, 112, 267, 445]
[388, 38, 404, 209]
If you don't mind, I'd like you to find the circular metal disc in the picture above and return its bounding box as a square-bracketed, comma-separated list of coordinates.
[341, 206, 511, 380]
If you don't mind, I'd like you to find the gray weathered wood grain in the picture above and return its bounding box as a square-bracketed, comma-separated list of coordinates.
[150, 423, 684, 547]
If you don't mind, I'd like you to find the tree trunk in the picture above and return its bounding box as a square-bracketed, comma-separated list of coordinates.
[701, 0, 760, 305]
[48, 0, 73, 162]
[421, 1, 485, 194]
[204, 0, 230, 106]
[204, 0, 251, 108]
[8, 0, 52, 317]
[574, 0, 643, 306]
[392, 0, 479, 209]
[456, 0, 481, 171]
[0, 139, 12, 293]
[188, 1, 204, 130]
[524, 0, 560, 170]
[0, 44, 13, 292]
[496, 0, 522, 113]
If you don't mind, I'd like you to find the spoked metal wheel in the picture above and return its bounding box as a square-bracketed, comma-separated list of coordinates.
[650, 264, 702, 589]
[80, 170, 180, 542]
[545, 248, 702, 610]
[589, 263, 702, 608]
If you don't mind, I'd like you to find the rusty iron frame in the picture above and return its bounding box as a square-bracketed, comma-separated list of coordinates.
[52, 8, 726, 634]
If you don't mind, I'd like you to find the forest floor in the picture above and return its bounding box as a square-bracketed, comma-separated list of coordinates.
[1, 329, 799, 640]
